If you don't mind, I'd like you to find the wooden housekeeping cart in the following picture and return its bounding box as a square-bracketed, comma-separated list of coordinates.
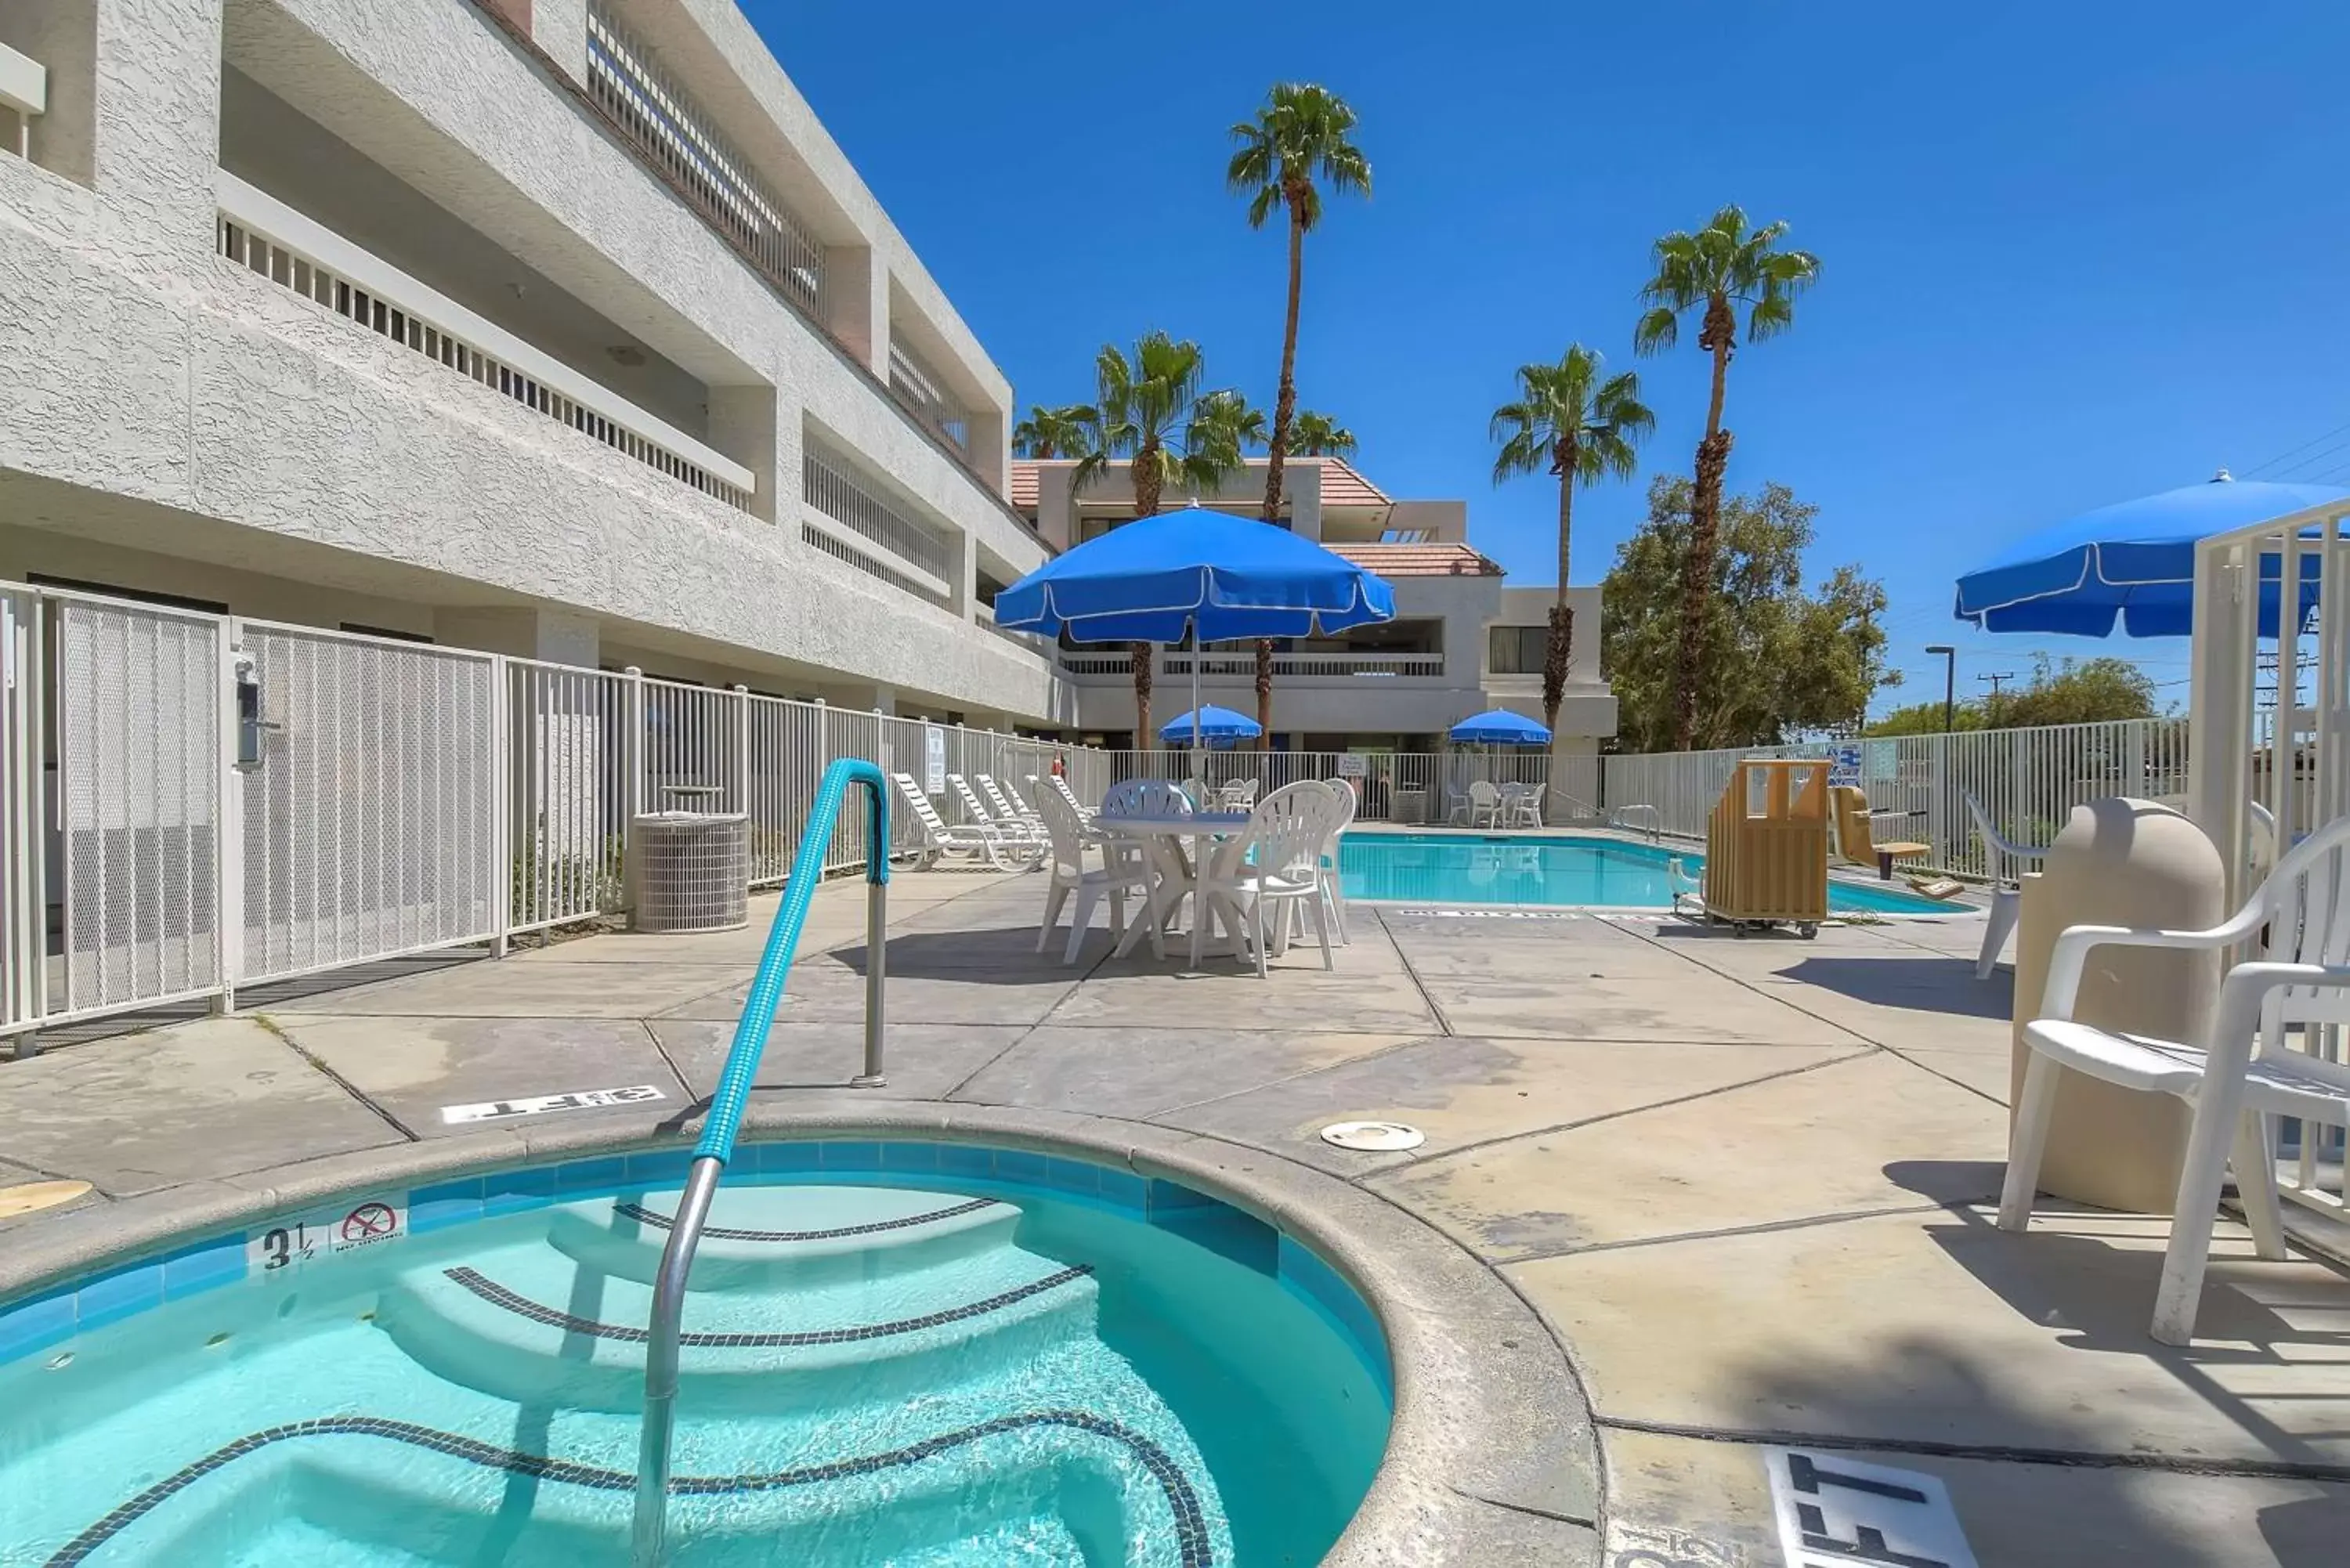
[1701, 758, 1830, 938]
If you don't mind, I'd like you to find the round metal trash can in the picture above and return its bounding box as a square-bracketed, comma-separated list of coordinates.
[629, 811, 750, 933]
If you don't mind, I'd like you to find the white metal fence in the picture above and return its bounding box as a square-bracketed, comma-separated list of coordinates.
[0, 580, 1122, 1050]
[1593, 719, 2196, 876]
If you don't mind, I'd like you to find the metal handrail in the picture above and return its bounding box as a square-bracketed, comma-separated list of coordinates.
[631, 757, 891, 1566]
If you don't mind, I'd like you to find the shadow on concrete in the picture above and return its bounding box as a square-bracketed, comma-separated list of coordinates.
[8, 950, 490, 1060]
[1776, 956, 2013, 1020]
[821, 927, 1112, 983]
[1718, 1322, 2350, 1566]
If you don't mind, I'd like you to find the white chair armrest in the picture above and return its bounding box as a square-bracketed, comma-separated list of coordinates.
[2208, 961, 2350, 1050]
[2040, 904, 2272, 1021]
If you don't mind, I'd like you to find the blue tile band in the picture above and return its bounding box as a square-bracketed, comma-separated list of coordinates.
[40, 1410, 1209, 1568]
[442, 1263, 1091, 1347]
[611, 1196, 1002, 1243]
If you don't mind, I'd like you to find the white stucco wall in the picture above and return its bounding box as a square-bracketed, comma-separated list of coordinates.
[0, 0, 1062, 720]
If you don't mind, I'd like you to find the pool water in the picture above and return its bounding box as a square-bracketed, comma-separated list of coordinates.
[0, 1147, 1388, 1566]
[1340, 831, 1960, 914]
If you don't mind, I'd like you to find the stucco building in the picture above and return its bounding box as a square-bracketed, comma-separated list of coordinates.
[0, 0, 1611, 756]
[1010, 457, 1616, 753]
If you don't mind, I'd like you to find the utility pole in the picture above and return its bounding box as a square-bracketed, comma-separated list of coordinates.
[1979, 671, 2015, 725]
[1924, 645, 1957, 733]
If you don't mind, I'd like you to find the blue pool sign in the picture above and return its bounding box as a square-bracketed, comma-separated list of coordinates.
[924, 724, 948, 793]
[1829, 745, 1863, 787]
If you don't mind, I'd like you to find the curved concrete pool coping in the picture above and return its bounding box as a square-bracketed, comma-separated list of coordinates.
[0, 1100, 1601, 1566]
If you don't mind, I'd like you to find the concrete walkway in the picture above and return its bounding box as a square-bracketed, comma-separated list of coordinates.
[5, 871, 2349, 1566]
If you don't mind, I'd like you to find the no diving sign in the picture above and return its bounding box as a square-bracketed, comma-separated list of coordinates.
[247, 1193, 409, 1276]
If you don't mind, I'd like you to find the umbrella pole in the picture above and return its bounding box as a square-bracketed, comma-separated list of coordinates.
[1191, 620, 1202, 776]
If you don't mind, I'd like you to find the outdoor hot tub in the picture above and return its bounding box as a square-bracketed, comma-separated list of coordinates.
[0, 1138, 1391, 1567]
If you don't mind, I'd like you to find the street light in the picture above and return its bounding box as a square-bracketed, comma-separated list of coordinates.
[1924, 645, 1958, 733]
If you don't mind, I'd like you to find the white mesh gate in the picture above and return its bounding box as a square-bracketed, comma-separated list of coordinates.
[509, 659, 630, 933]
[0, 591, 38, 1031]
[54, 596, 225, 1019]
[234, 622, 501, 985]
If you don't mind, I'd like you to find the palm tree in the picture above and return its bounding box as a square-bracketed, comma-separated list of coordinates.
[1229, 82, 1370, 748]
[1285, 410, 1357, 457]
[1192, 388, 1267, 457]
[1011, 403, 1098, 459]
[1491, 346, 1654, 792]
[1071, 333, 1248, 742]
[1634, 204, 1819, 750]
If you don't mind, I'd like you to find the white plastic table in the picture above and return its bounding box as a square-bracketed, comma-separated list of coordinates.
[1091, 811, 1252, 967]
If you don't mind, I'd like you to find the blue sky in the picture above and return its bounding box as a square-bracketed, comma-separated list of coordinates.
[744, 0, 2345, 716]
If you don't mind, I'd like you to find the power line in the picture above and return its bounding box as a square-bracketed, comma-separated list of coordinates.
[2245, 417, 2350, 477]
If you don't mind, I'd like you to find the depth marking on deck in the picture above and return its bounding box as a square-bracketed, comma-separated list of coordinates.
[1765, 1448, 1978, 1568]
[440, 1084, 667, 1124]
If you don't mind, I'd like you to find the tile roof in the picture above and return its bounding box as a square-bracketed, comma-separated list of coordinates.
[1007, 457, 1389, 511]
[1328, 543, 1503, 578]
[1312, 457, 1389, 507]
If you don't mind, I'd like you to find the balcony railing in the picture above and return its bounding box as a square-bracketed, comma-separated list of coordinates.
[802, 443, 956, 599]
[1058, 650, 1446, 680]
[215, 172, 756, 511]
[0, 39, 43, 161]
[585, 5, 825, 315]
[887, 339, 974, 459]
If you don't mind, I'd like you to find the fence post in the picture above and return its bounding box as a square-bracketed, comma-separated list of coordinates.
[731, 685, 751, 817]
[487, 654, 511, 959]
[215, 620, 244, 1017]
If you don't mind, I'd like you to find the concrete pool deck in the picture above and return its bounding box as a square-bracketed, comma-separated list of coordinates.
[5, 869, 2350, 1565]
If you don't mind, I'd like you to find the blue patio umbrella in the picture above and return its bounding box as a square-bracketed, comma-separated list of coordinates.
[1448, 709, 1551, 746]
[994, 503, 1397, 738]
[1159, 705, 1263, 747]
[1953, 474, 2347, 638]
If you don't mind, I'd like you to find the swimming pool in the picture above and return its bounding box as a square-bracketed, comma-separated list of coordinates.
[0, 1142, 1388, 1566]
[1339, 831, 1961, 914]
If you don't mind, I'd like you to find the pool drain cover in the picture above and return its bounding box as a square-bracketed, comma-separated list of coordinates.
[1319, 1121, 1426, 1152]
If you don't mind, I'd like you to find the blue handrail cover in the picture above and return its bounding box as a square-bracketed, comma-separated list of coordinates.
[692, 757, 889, 1162]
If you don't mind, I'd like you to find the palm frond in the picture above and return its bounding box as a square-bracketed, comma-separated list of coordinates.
[1229, 81, 1371, 239]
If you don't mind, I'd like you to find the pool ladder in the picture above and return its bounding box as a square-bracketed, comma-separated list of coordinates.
[632, 758, 892, 1567]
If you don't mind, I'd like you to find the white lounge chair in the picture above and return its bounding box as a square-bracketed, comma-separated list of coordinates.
[1965, 792, 2046, 980]
[976, 774, 1041, 829]
[1035, 787, 1152, 964]
[1047, 773, 1097, 823]
[948, 773, 1046, 854]
[891, 773, 1039, 871]
[1999, 812, 2350, 1345]
[1201, 780, 1343, 977]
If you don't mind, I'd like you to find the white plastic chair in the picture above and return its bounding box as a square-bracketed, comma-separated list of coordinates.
[1035, 788, 1152, 963]
[1466, 780, 1504, 829]
[1321, 779, 1358, 944]
[2000, 812, 2350, 1345]
[1500, 782, 1542, 828]
[1965, 792, 2046, 979]
[1047, 773, 1097, 824]
[1101, 778, 1195, 819]
[891, 773, 1037, 870]
[1201, 781, 1343, 977]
